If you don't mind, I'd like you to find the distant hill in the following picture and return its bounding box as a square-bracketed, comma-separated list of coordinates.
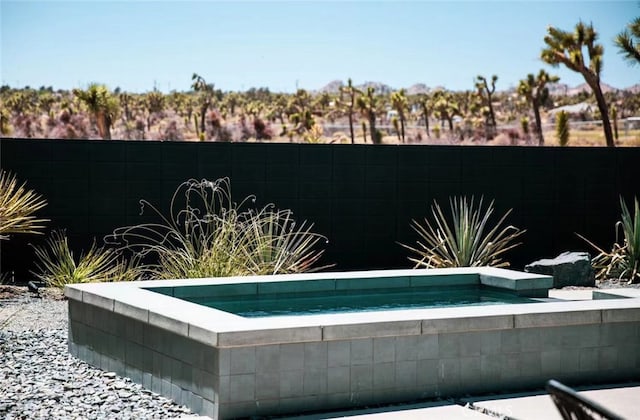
[318, 80, 344, 94]
[315, 80, 636, 96]
[357, 81, 394, 95]
[406, 83, 430, 95]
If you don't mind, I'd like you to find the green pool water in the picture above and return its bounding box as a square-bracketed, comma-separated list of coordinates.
[183, 285, 535, 318]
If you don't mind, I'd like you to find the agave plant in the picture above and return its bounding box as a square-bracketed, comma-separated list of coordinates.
[0, 170, 48, 240]
[107, 178, 329, 279]
[401, 196, 525, 268]
[31, 230, 140, 289]
[579, 197, 640, 283]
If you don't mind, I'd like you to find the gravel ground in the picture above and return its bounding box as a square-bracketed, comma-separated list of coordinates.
[0, 287, 193, 419]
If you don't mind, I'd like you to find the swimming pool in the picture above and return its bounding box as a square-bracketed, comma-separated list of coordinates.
[65, 267, 640, 419]
[160, 284, 536, 317]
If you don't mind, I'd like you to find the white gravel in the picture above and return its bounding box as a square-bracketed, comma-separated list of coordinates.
[0, 289, 193, 419]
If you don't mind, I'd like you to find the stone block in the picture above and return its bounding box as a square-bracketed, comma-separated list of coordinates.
[525, 251, 595, 288]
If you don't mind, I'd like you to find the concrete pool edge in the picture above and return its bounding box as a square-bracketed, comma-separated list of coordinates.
[65, 268, 558, 347]
[65, 268, 640, 419]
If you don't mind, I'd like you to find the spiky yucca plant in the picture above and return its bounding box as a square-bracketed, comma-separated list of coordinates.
[579, 197, 640, 283]
[0, 170, 48, 240]
[401, 196, 525, 268]
[31, 230, 140, 289]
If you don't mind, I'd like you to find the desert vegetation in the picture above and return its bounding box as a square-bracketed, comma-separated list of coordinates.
[0, 20, 638, 147]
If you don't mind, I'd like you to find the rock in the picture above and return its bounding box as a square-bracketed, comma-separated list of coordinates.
[525, 251, 595, 288]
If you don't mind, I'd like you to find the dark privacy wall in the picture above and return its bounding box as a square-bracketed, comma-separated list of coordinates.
[1, 138, 638, 281]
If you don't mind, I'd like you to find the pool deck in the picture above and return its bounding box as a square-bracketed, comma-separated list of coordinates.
[177, 381, 639, 419]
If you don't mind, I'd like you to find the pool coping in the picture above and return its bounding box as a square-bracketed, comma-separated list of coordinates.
[64, 267, 640, 348]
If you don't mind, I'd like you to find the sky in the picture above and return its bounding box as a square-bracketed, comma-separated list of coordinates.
[1, 0, 638, 94]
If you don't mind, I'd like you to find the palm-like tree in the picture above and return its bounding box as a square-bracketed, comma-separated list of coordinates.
[414, 93, 432, 138]
[73, 84, 119, 139]
[390, 89, 409, 143]
[432, 90, 459, 136]
[339, 78, 360, 144]
[475, 75, 498, 139]
[144, 90, 165, 131]
[541, 21, 614, 147]
[517, 70, 559, 146]
[357, 87, 382, 144]
[191, 73, 215, 136]
[615, 16, 640, 66]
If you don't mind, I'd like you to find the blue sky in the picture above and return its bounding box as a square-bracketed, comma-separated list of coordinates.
[1, 1, 638, 93]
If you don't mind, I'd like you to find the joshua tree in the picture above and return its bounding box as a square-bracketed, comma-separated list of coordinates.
[475, 75, 498, 139]
[144, 90, 165, 131]
[615, 17, 640, 66]
[611, 105, 619, 141]
[73, 84, 119, 139]
[432, 90, 459, 136]
[556, 110, 570, 146]
[191, 73, 215, 136]
[357, 87, 381, 144]
[390, 89, 409, 143]
[541, 21, 615, 147]
[414, 93, 431, 138]
[339, 78, 360, 144]
[517, 70, 559, 146]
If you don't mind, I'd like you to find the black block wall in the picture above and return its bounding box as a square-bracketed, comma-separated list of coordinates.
[1, 138, 638, 281]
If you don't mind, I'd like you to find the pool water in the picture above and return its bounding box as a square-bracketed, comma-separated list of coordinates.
[185, 285, 535, 318]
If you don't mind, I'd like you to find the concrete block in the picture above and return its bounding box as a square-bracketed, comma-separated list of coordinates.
[373, 337, 395, 363]
[373, 362, 395, 389]
[229, 373, 255, 402]
[279, 343, 304, 371]
[518, 328, 542, 352]
[280, 370, 304, 398]
[217, 326, 321, 346]
[255, 344, 280, 373]
[327, 366, 350, 393]
[303, 368, 328, 395]
[422, 315, 513, 334]
[518, 352, 541, 378]
[304, 342, 328, 370]
[350, 338, 373, 365]
[417, 359, 439, 385]
[323, 320, 420, 340]
[82, 293, 114, 312]
[328, 341, 350, 367]
[395, 360, 417, 388]
[64, 286, 83, 302]
[255, 372, 279, 399]
[148, 311, 189, 336]
[417, 334, 439, 359]
[459, 333, 482, 357]
[230, 346, 256, 375]
[350, 365, 373, 391]
[438, 333, 460, 357]
[395, 335, 418, 361]
[501, 329, 521, 354]
[515, 310, 601, 328]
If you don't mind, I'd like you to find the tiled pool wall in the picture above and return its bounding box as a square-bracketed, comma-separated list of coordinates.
[65, 269, 640, 419]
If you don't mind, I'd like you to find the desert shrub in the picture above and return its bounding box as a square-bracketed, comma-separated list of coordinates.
[107, 178, 329, 279]
[253, 117, 273, 140]
[401, 196, 525, 268]
[161, 120, 183, 141]
[31, 230, 141, 288]
[579, 196, 640, 283]
[0, 170, 48, 240]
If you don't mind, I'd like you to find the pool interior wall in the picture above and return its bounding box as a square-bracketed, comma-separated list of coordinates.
[65, 268, 640, 419]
